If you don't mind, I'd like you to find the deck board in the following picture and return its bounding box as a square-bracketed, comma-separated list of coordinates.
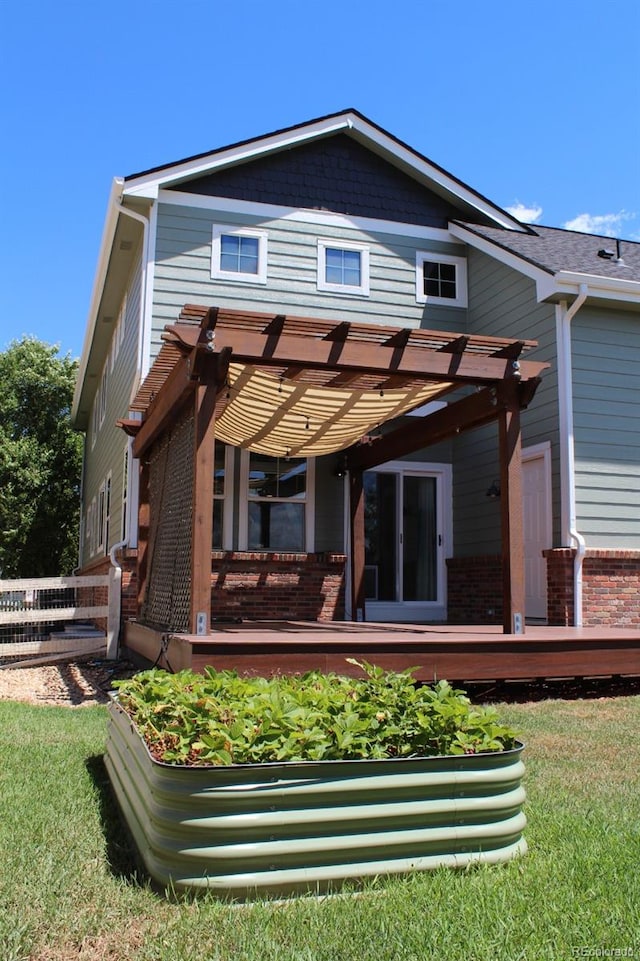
[125, 620, 640, 682]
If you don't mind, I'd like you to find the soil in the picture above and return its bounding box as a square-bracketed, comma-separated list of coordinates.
[0, 656, 139, 707]
[0, 656, 639, 708]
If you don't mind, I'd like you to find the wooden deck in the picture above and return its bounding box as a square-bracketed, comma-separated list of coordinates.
[124, 620, 640, 682]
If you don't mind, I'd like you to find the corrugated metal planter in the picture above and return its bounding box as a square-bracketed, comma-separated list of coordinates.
[105, 697, 526, 898]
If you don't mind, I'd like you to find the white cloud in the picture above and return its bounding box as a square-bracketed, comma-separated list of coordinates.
[562, 210, 633, 236]
[505, 202, 543, 224]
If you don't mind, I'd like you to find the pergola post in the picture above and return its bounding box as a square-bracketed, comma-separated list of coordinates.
[499, 399, 525, 634]
[349, 468, 366, 622]
[190, 381, 218, 635]
[136, 459, 150, 617]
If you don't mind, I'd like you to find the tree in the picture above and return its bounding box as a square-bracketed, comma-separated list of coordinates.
[0, 337, 83, 577]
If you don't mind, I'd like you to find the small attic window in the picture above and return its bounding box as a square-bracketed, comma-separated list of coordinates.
[211, 225, 268, 284]
[416, 252, 467, 308]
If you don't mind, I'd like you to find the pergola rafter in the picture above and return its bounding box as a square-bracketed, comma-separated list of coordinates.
[121, 305, 548, 636]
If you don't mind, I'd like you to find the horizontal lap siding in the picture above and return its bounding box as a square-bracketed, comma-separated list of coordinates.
[572, 308, 640, 547]
[151, 203, 468, 357]
[80, 250, 143, 567]
[454, 251, 558, 555]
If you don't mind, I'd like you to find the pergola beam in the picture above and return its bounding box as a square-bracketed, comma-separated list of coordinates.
[346, 381, 540, 472]
[165, 322, 547, 386]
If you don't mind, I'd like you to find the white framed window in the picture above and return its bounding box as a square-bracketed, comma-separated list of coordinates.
[211, 225, 268, 284]
[111, 292, 128, 371]
[212, 441, 234, 550]
[88, 496, 97, 556]
[97, 474, 111, 555]
[121, 444, 129, 541]
[317, 239, 370, 296]
[98, 363, 108, 428]
[239, 451, 315, 552]
[415, 252, 467, 307]
[91, 401, 99, 449]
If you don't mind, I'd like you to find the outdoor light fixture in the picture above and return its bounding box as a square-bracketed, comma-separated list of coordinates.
[334, 455, 348, 479]
[486, 480, 501, 499]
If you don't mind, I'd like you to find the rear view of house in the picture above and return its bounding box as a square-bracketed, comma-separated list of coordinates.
[71, 109, 640, 659]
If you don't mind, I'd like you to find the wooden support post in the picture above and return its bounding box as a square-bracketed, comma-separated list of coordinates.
[190, 381, 218, 636]
[136, 459, 150, 618]
[499, 400, 525, 634]
[349, 468, 366, 622]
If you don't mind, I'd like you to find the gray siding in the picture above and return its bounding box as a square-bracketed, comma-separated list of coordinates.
[572, 307, 640, 547]
[80, 248, 143, 567]
[151, 202, 467, 358]
[453, 250, 558, 555]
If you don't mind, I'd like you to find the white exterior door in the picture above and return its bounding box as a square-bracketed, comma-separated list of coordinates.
[523, 445, 552, 620]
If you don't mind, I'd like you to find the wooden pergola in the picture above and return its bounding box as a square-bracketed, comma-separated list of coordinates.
[121, 305, 548, 637]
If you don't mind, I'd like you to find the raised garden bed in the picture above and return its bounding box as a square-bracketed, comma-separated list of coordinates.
[105, 665, 526, 898]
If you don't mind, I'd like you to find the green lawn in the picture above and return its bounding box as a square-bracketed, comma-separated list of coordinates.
[1, 693, 639, 961]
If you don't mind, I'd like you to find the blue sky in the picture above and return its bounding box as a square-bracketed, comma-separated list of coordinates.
[1, 0, 638, 359]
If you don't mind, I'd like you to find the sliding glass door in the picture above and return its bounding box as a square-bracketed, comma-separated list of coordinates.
[362, 462, 448, 621]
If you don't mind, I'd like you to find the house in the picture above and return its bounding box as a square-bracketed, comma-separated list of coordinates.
[71, 109, 640, 650]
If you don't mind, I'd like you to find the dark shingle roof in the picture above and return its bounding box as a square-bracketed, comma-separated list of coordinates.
[455, 221, 640, 283]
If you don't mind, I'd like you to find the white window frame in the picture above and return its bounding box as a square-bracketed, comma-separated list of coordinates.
[238, 451, 315, 553]
[97, 474, 111, 556]
[98, 363, 108, 428]
[91, 401, 98, 449]
[213, 442, 234, 551]
[111, 292, 128, 371]
[211, 224, 268, 284]
[88, 496, 97, 556]
[121, 444, 129, 541]
[415, 252, 468, 307]
[317, 239, 370, 296]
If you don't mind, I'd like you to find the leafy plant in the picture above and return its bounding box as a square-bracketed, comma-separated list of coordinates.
[114, 661, 518, 766]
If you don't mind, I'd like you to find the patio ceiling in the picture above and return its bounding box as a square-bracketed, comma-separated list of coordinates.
[128, 305, 546, 459]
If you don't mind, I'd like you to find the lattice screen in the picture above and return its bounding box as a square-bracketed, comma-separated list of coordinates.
[141, 407, 194, 632]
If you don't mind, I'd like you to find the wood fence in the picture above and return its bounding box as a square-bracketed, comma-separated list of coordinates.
[0, 570, 121, 667]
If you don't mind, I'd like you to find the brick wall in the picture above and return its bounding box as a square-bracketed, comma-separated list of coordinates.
[583, 551, 640, 627]
[446, 556, 503, 625]
[77, 550, 138, 634]
[544, 549, 640, 628]
[543, 549, 574, 626]
[211, 552, 346, 622]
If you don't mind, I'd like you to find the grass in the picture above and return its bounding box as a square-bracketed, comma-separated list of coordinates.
[1, 693, 639, 961]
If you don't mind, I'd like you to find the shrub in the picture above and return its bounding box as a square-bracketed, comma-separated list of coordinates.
[114, 661, 519, 766]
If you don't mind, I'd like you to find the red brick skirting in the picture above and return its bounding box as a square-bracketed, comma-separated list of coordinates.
[446, 556, 503, 625]
[77, 550, 138, 633]
[211, 552, 347, 622]
[544, 548, 640, 627]
[449, 550, 640, 628]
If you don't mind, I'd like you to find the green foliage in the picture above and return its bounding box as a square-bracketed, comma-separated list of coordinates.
[0, 336, 82, 576]
[114, 661, 518, 765]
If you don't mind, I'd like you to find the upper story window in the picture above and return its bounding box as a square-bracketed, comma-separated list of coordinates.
[239, 451, 315, 552]
[211, 225, 268, 284]
[415, 252, 467, 308]
[317, 239, 370, 296]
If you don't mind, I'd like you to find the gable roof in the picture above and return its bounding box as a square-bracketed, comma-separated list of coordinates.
[122, 109, 527, 232]
[450, 220, 640, 307]
[455, 221, 640, 281]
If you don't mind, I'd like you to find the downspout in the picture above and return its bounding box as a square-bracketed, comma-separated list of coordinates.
[115, 201, 151, 550]
[556, 283, 588, 625]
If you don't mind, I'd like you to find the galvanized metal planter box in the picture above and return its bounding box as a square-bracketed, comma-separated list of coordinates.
[105, 697, 526, 898]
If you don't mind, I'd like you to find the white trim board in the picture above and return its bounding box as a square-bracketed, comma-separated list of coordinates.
[157, 188, 464, 244]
